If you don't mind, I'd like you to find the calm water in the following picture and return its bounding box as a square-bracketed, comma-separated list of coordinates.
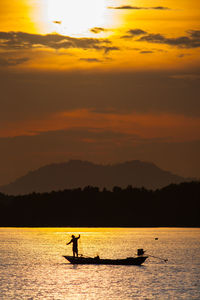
[0, 228, 200, 300]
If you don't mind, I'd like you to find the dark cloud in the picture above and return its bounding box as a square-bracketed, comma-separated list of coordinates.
[139, 30, 200, 48]
[188, 30, 200, 38]
[103, 46, 119, 53]
[53, 21, 62, 24]
[153, 6, 170, 10]
[0, 56, 29, 66]
[108, 6, 170, 10]
[177, 54, 185, 58]
[90, 27, 106, 34]
[121, 28, 200, 49]
[121, 29, 147, 39]
[0, 31, 116, 52]
[128, 29, 147, 36]
[80, 58, 102, 63]
[108, 6, 142, 10]
[140, 50, 154, 54]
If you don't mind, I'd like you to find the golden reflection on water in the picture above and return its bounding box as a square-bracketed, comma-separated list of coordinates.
[1, 228, 200, 299]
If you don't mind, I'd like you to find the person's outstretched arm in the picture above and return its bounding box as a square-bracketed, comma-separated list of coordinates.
[66, 239, 72, 245]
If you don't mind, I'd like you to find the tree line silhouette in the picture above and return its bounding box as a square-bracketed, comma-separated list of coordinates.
[0, 181, 199, 227]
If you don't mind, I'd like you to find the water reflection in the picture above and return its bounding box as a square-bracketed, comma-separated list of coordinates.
[0, 228, 200, 299]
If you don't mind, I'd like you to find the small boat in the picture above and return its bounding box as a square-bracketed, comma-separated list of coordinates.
[63, 255, 148, 266]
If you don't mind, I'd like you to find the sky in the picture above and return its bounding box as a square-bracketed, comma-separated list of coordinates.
[0, 0, 200, 186]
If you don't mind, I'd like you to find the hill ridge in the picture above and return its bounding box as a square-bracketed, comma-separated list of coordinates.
[0, 159, 189, 195]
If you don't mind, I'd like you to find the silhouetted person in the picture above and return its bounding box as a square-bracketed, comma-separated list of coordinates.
[66, 234, 80, 257]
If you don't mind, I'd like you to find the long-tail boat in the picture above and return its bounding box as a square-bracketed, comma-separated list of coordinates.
[63, 254, 147, 265]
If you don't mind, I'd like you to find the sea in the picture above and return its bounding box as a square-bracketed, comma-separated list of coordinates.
[0, 228, 200, 300]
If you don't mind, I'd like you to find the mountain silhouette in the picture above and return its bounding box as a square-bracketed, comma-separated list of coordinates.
[0, 160, 189, 195]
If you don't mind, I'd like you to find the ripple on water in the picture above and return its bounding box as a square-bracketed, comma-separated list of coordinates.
[0, 227, 200, 300]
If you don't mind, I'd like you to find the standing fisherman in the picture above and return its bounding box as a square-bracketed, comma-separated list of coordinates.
[66, 234, 80, 257]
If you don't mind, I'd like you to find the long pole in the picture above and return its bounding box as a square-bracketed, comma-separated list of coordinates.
[148, 254, 168, 262]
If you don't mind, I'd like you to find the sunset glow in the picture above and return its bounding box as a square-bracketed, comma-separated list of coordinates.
[0, 0, 200, 185]
[0, 0, 200, 69]
[44, 0, 109, 36]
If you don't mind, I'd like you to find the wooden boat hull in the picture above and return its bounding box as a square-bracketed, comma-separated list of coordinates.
[63, 255, 148, 265]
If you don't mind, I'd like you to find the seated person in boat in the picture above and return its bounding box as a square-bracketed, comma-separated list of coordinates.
[66, 234, 80, 257]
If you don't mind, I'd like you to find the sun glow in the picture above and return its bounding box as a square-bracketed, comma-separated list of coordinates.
[45, 0, 108, 36]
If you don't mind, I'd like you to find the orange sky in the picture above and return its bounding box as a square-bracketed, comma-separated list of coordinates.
[0, 0, 200, 185]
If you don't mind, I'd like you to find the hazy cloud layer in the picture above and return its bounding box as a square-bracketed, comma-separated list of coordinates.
[170, 74, 200, 80]
[0, 70, 200, 125]
[0, 31, 117, 52]
[0, 56, 29, 66]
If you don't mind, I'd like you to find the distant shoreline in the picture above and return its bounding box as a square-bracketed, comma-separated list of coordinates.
[1, 182, 199, 227]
